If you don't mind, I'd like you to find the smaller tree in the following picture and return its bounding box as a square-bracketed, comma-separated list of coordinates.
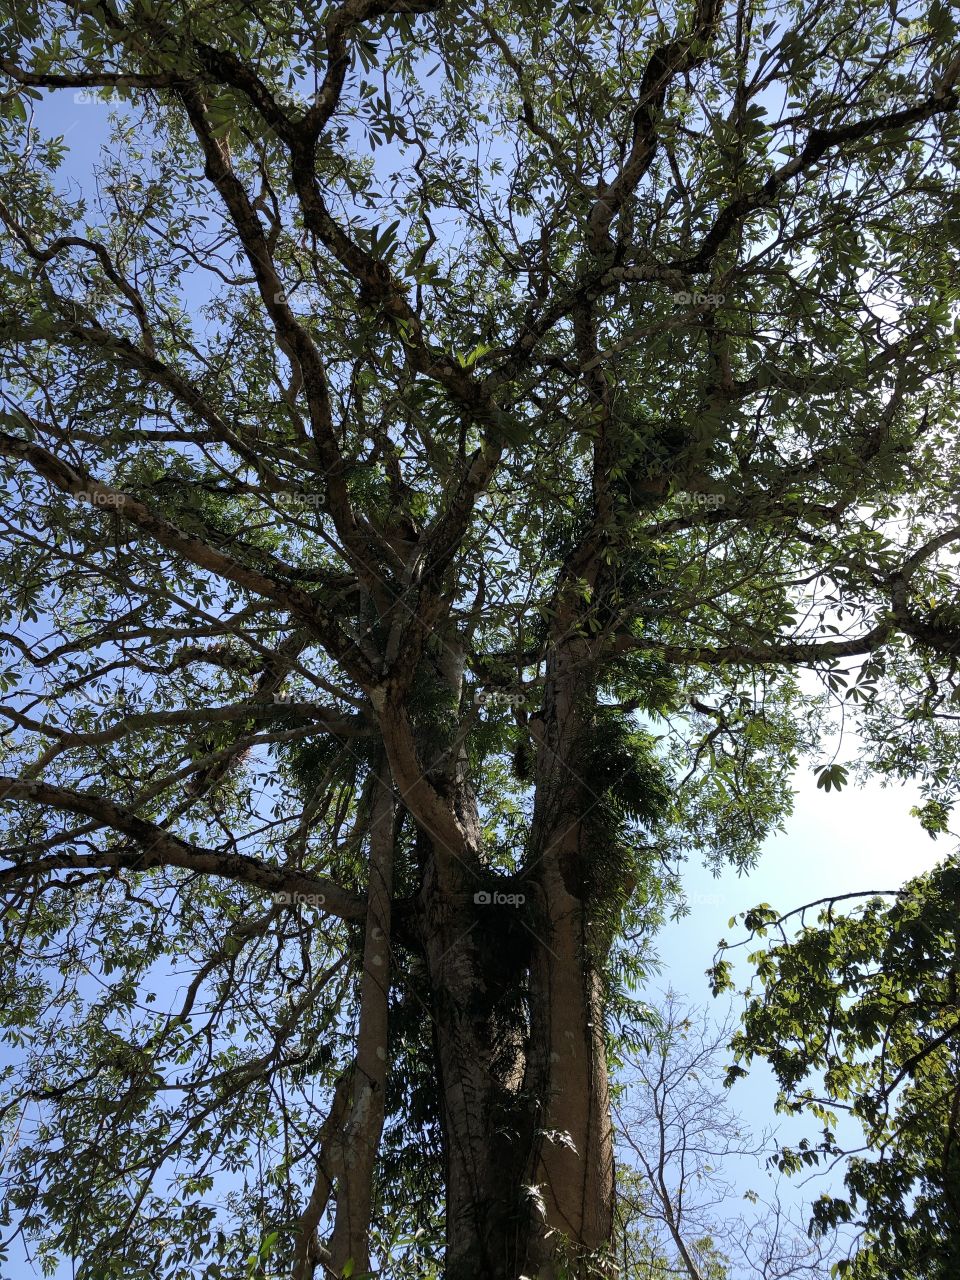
[613, 992, 838, 1279]
[715, 857, 960, 1280]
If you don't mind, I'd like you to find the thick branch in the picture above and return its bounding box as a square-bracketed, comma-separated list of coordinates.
[0, 778, 365, 921]
[328, 765, 396, 1272]
[0, 431, 363, 674]
[679, 89, 960, 275]
[587, 0, 724, 253]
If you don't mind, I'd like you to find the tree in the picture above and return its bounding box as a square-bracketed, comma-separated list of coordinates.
[715, 860, 960, 1280]
[0, 0, 959, 1276]
[613, 993, 837, 1280]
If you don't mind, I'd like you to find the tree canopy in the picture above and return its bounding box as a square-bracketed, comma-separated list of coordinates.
[716, 860, 960, 1280]
[0, 0, 959, 1276]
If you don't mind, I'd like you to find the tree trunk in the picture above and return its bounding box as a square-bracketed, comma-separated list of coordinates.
[525, 643, 616, 1265]
[527, 845, 615, 1251]
[327, 765, 396, 1274]
[416, 847, 538, 1279]
[390, 644, 543, 1277]
[386, 638, 618, 1276]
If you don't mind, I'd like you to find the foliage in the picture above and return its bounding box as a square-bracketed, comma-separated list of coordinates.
[614, 992, 839, 1280]
[718, 861, 960, 1280]
[0, 0, 959, 1273]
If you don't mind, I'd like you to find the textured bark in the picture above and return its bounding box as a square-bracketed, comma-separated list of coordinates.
[386, 648, 539, 1277]
[525, 642, 616, 1263]
[376, 632, 618, 1275]
[328, 765, 396, 1273]
[418, 855, 538, 1280]
[423, 864, 615, 1277]
[414, 641, 619, 1278]
[289, 1070, 352, 1280]
[529, 852, 615, 1250]
[290, 767, 396, 1280]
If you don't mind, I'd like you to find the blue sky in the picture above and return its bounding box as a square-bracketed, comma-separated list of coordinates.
[646, 758, 946, 1258]
[5, 64, 956, 1280]
[663, 765, 941, 1005]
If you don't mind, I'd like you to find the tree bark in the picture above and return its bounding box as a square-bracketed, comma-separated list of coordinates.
[328, 763, 396, 1274]
[418, 862, 535, 1278]
[382, 636, 618, 1276]
[525, 643, 616, 1268]
[528, 866, 615, 1252]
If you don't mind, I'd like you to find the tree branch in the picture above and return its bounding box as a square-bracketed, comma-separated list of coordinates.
[0, 778, 366, 921]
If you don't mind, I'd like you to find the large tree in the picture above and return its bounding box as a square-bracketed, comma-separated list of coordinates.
[0, 0, 959, 1276]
